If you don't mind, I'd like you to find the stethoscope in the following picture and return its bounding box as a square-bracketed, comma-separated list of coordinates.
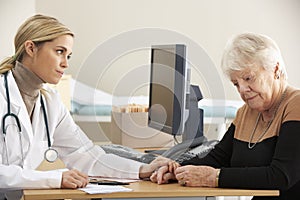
[2, 71, 58, 165]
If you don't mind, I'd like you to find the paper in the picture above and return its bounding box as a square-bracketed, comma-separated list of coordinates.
[78, 184, 132, 194]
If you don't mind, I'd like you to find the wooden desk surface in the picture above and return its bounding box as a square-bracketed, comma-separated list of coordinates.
[23, 180, 279, 200]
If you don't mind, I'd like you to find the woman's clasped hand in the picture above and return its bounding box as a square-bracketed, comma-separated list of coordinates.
[150, 161, 219, 187]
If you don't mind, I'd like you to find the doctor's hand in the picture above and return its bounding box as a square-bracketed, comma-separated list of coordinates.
[150, 160, 180, 184]
[61, 169, 89, 189]
[139, 156, 171, 179]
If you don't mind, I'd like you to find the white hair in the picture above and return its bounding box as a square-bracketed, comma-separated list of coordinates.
[221, 32, 287, 79]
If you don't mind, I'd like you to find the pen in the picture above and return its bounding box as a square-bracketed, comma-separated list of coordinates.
[89, 180, 129, 185]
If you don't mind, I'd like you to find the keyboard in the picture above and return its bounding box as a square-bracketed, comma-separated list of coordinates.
[100, 144, 157, 163]
[99, 140, 218, 164]
[174, 140, 218, 163]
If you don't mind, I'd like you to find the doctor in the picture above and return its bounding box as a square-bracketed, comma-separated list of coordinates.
[0, 14, 168, 199]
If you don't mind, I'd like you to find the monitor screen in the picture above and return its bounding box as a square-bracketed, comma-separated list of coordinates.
[148, 44, 190, 136]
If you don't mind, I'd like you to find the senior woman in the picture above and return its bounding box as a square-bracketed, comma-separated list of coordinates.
[150, 33, 300, 200]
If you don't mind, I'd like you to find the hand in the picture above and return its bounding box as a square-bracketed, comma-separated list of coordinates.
[150, 165, 176, 184]
[150, 160, 180, 184]
[61, 169, 89, 189]
[174, 165, 218, 187]
[139, 156, 170, 179]
[168, 160, 181, 173]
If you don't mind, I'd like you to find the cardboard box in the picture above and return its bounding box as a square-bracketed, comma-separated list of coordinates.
[110, 111, 174, 148]
[47, 74, 72, 111]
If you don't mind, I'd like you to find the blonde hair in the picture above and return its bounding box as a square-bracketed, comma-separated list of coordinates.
[221, 32, 287, 79]
[0, 14, 74, 74]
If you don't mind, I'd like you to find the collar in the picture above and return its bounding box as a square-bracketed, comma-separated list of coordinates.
[12, 61, 44, 98]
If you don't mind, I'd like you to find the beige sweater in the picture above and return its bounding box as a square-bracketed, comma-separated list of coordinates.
[233, 86, 300, 142]
[12, 61, 44, 118]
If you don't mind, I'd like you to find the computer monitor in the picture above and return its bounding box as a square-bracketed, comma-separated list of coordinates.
[148, 44, 189, 136]
[148, 44, 204, 145]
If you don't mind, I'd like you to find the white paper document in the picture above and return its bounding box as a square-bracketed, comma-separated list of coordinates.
[78, 184, 133, 194]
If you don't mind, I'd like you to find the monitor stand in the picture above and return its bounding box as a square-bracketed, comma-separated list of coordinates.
[182, 84, 204, 144]
[145, 85, 204, 154]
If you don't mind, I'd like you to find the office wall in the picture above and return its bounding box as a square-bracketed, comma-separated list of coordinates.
[1, 0, 300, 101]
[0, 0, 35, 60]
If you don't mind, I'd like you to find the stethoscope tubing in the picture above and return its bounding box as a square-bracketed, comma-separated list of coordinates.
[1, 71, 58, 165]
[2, 72, 22, 134]
[40, 93, 58, 163]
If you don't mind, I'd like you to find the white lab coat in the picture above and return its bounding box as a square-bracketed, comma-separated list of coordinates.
[0, 71, 143, 191]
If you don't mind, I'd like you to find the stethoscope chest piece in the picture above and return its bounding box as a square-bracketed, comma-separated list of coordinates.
[44, 148, 58, 163]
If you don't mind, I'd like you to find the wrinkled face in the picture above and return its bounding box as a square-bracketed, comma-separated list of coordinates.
[25, 34, 73, 84]
[230, 66, 276, 112]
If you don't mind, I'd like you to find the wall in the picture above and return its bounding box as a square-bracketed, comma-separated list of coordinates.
[34, 0, 300, 101]
[0, 0, 35, 60]
[1, 0, 299, 101]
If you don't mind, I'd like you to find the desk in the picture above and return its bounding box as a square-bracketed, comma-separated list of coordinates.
[23, 180, 279, 200]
